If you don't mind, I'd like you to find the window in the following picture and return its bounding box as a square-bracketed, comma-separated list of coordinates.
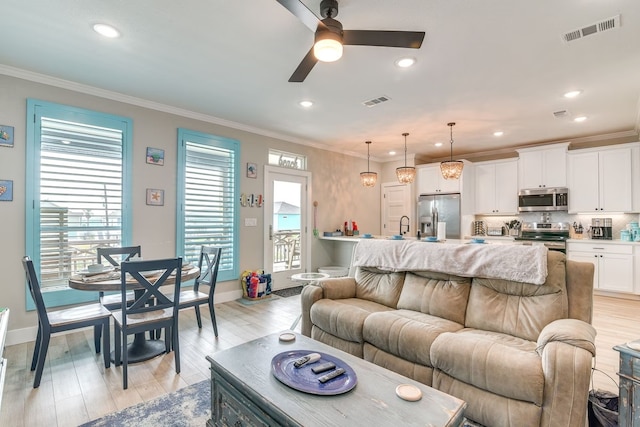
[26, 99, 132, 307]
[177, 129, 239, 282]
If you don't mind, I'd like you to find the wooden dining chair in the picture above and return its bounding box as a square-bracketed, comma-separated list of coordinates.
[22, 256, 111, 388]
[113, 257, 182, 389]
[177, 246, 222, 336]
[96, 245, 141, 309]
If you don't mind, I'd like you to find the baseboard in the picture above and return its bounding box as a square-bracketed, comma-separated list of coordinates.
[6, 288, 245, 347]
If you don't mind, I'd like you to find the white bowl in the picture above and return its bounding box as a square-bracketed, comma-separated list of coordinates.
[87, 264, 105, 272]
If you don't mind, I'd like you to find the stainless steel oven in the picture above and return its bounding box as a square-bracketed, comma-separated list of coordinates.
[513, 222, 570, 253]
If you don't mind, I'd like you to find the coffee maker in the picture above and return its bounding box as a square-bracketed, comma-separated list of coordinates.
[591, 218, 612, 240]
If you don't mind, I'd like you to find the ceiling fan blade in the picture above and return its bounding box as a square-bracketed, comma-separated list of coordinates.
[343, 30, 425, 48]
[276, 0, 322, 32]
[289, 48, 318, 82]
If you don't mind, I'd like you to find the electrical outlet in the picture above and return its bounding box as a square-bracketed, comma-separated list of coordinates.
[245, 218, 257, 227]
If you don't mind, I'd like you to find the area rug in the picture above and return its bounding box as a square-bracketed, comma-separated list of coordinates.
[79, 377, 483, 426]
[271, 285, 303, 298]
[79, 380, 210, 427]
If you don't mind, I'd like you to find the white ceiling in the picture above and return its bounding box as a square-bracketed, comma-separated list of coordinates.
[1, 0, 640, 161]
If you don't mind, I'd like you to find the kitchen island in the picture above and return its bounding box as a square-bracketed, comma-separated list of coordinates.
[318, 235, 518, 272]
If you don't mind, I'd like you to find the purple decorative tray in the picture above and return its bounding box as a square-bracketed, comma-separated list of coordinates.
[271, 350, 357, 395]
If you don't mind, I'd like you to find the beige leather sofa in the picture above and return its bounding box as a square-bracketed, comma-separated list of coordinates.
[301, 250, 596, 427]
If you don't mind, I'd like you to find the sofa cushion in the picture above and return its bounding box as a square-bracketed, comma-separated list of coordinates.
[354, 268, 405, 308]
[310, 298, 394, 343]
[397, 272, 471, 325]
[431, 328, 544, 405]
[363, 309, 464, 367]
[465, 250, 568, 341]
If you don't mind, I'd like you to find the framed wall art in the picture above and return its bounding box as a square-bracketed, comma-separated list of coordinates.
[247, 162, 257, 179]
[146, 147, 165, 166]
[0, 180, 13, 201]
[0, 125, 14, 148]
[146, 188, 164, 206]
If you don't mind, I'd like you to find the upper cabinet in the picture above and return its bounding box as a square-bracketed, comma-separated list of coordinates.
[416, 164, 460, 194]
[567, 145, 633, 213]
[474, 159, 518, 215]
[516, 143, 569, 190]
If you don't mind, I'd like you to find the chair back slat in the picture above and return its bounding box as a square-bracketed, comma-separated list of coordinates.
[120, 258, 182, 325]
[21, 256, 50, 328]
[195, 246, 222, 295]
[97, 246, 142, 267]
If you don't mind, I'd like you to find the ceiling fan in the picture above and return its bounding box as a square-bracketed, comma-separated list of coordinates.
[276, 0, 425, 82]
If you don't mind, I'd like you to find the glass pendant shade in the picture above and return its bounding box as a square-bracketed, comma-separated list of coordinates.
[360, 141, 377, 187]
[440, 122, 463, 180]
[396, 132, 415, 184]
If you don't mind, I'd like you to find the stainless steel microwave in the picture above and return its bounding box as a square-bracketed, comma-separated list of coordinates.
[518, 187, 568, 212]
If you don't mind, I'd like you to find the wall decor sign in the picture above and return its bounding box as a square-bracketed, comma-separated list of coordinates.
[268, 149, 307, 170]
[0, 125, 14, 148]
[146, 188, 164, 206]
[146, 147, 165, 166]
[0, 180, 13, 201]
[247, 162, 257, 178]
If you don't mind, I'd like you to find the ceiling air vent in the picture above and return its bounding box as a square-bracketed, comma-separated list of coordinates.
[553, 110, 569, 119]
[562, 15, 621, 43]
[363, 95, 391, 107]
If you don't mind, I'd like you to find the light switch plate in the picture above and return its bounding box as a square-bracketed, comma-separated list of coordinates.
[245, 218, 257, 227]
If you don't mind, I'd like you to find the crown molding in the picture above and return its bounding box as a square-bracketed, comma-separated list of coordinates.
[0, 64, 368, 159]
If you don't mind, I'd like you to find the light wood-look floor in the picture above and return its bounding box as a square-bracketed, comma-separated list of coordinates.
[0, 294, 637, 427]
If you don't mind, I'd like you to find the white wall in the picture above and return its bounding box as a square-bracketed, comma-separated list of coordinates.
[0, 74, 382, 339]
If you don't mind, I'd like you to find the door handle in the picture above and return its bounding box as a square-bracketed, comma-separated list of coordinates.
[269, 225, 273, 241]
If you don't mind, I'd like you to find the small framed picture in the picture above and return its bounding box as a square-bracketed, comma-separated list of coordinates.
[0, 125, 14, 148]
[247, 162, 257, 179]
[0, 180, 13, 201]
[146, 147, 165, 166]
[146, 188, 164, 206]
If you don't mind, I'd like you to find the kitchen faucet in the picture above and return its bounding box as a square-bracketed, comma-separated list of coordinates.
[399, 216, 410, 236]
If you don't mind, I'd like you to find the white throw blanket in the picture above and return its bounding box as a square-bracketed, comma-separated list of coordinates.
[352, 239, 548, 285]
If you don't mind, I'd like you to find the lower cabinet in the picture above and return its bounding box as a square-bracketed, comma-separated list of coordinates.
[567, 241, 635, 294]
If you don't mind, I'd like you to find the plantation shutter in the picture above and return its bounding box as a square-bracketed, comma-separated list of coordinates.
[183, 140, 237, 278]
[38, 117, 124, 288]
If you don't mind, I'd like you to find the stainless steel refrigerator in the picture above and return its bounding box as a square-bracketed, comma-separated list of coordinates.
[418, 193, 461, 239]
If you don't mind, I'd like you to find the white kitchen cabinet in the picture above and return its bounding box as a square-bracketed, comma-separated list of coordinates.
[516, 143, 568, 190]
[567, 146, 632, 213]
[567, 241, 635, 293]
[474, 159, 518, 215]
[416, 164, 460, 194]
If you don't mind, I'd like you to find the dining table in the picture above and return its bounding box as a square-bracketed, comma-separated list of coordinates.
[68, 263, 200, 363]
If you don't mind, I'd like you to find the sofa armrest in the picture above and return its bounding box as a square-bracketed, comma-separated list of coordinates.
[536, 318, 596, 356]
[300, 277, 357, 337]
[538, 319, 596, 427]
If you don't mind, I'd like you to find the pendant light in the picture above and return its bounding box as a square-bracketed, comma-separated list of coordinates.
[396, 132, 416, 184]
[360, 141, 377, 187]
[440, 122, 464, 180]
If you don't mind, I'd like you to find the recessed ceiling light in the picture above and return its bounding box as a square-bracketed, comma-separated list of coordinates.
[61, 140, 71, 145]
[434, 142, 443, 147]
[389, 151, 396, 155]
[574, 116, 587, 122]
[493, 131, 504, 137]
[93, 23, 121, 38]
[395, 57, 416, 68]
[564, 90, 582, 98]
[299, 100, 313, 108]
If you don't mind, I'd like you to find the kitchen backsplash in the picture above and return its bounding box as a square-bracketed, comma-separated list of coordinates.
[474, 212, 640, 239]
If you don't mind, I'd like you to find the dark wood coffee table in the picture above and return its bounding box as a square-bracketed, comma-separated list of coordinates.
[206, 332, 466, 427]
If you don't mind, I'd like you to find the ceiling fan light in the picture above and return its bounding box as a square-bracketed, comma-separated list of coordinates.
[314, 31, 343, 62]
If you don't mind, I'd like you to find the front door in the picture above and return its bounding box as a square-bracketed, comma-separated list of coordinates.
[264, 166, 311, 290]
